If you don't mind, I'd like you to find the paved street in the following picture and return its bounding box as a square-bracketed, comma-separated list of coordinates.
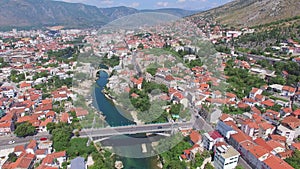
[0, 132, 50, 150]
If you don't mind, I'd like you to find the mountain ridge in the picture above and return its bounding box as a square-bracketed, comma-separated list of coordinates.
[0, 0, 199, 30]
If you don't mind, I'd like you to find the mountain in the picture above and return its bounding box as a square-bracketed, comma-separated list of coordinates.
[0, 0, 109, 28]
[190, 0, 300, 27]
[0, 0, 199, 30]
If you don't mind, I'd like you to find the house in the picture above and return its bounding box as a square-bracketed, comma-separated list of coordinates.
[0, 121, 15, 135]
[216, 120, 237, 139]
[42, 151, 66, 168]
[131, 77, 143, 90]
[26, 140, 37, 154]
[180, 144, 200, 161]
[60, 112, 71, 124]
[249, 88, 263, 99]
[2, 153, 35, 169]
[213, 144, 240, 169]
[241, 120, 259, 139]
[74, 107, 89, 119]
[292, 109, 300, 118]
[281, 86, 296, 97]
[276, 125, 295, 144]
[202, 130, 224, 150]
[70, 157, 86, 169]
[189, 130, 201, 145]
[280, 108, 293, 118]
[267, 134, 286, 147]
[262, 155, 293, 169]
[262, 109, 280, 125]
[290, 142, 300, 151]
[246, 145, 269, 169]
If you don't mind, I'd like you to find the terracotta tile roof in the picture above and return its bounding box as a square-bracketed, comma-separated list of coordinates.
[238, 102, 249, 109]
[14, 145, 25, 153]
[60, 112, 69, 123]
[292, 109, 300, 116]
[266, 140, 285, 150]
[282, 86, 296, 93]
[231, 130, 252, 144]
[248, 145, 269, 158]
[240, 140, 255, 151]
[26, 140, 37, 150]
[263, 155, 293, 169]
[281, 116, 300, 129]
[219, 113, 231, 122]
[226, 92, 236, 98]
[190, 130, 201, 144]
[254, 138, 273, 152]
[75, 107, 89, 117]
[268, 134, 287, 143]
[291, 142, 300, 150]
[262, 100, 275, 107]
[258, 122, 275, 130]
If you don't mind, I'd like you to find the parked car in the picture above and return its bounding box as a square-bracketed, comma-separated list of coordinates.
[8, 140, 15, 144]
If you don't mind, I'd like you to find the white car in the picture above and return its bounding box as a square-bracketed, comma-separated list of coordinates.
[8, 140, 15, 144]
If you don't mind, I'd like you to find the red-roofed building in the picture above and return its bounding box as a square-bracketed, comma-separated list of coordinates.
[203, 130, 224, 150]
[2, 153, 35, 169]
[241, 120, 259, 139]
[262, 155, 293, 169]
[281, 115, 300, 130]
[281, 86, 296, 97]
[267, 134, 287, 146]
[280, 108, 293, 118]
[292, 109, 300, 118]
[42, 151, 66, 168]
[291, 142, 300, 151]
[261, 100, 275, 108]
[189, 130, 201, 145]
[0, 121, 15, 135]
[266, 140, 285, 154]
[246, 145, 269, 168]
[74, 107, 89, 119]
[26, 140, 37, 154]
[60, 112, 71, 124]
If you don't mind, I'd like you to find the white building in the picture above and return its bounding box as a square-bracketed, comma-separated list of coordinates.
[214, 145, 240, 169]
[276, 125, 295, 144]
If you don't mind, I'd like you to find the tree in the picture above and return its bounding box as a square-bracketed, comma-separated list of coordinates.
[137, 43, 144, 49]
[204, 162, 214, 169]
[14, 122, 36, 137]
[7, 152, 18, 162]
[285, 150, 300, 168]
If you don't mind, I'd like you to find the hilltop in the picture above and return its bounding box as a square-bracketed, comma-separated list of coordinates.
[190, 0, 300, 28]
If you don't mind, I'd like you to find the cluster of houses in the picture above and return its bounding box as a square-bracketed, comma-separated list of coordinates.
[1, 139, 88, 169]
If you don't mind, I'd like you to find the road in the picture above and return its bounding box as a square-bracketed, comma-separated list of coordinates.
[80, 122, 192, 138]
[236, 51, 283, 63]
[0, 132, 51, 150]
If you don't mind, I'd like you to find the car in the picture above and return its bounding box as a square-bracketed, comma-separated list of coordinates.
[8, 140, 15, 144]
[157, 126, 162, 129]
[40, 137, 48, 141]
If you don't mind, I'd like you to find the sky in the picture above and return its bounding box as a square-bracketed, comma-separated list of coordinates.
[59, 0, 232, 10]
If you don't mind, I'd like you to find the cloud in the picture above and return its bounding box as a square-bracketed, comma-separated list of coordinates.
[156, 1, 169, 7]
[130, 2, 140, 8]
[177, 0, 186, 3]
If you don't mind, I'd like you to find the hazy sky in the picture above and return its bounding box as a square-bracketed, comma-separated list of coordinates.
[59, 0, 232, 10]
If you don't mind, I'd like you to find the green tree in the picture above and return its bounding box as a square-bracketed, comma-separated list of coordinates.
[204, 162, 214, 169]
[14, 122, 36, 137]
[285, 150, 300, 168]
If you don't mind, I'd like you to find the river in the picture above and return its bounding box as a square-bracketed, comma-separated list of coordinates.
[93, 70, 160, 169]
